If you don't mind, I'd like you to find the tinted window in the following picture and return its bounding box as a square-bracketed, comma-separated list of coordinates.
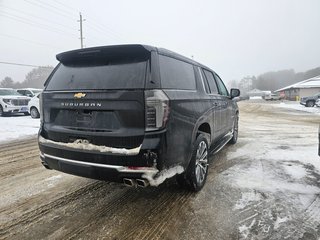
[46, 60, 148, 91]
[17, 90, 25, 95]
[214, 73, 229, 96]
[159, 55, 196, 90]
[199, 69, 210, 94]
[202, 69, 219, 94]
[0, 89, 21, 96]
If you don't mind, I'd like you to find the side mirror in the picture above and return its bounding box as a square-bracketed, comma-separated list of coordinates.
[230, 88, 240, 99]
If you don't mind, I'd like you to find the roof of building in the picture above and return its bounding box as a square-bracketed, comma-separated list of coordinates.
[275, 75, 320, 92]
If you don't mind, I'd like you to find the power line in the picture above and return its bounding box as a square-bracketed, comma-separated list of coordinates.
[0, 4, 76, 31]
[0, 61, 53, 68]
[36, 0, 76, 16]
[23, 0, 76, 21]
[0, 33, 63, 49]
[0, 11, 77, 38]
[86, 20, 121, 43]
[49, 0, 125, 43]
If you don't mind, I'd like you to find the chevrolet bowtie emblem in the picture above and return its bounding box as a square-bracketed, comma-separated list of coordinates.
[74, 93, 86, 99]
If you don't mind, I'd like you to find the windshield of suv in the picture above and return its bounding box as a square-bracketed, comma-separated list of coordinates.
[46, 59, 148, 91]
[0, 89, 22, 96]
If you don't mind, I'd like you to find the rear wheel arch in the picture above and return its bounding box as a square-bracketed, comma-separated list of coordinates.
[192, 121, 212, 146]
[183, 121, 211, 171]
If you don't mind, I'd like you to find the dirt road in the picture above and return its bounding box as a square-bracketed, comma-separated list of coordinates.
[0, 101, 319, 240]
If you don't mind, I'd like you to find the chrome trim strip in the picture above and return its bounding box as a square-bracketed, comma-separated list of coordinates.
[43, 153, 159, 174]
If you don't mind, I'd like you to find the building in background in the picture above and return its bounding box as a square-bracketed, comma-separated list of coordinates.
[275, 76, 320, 100]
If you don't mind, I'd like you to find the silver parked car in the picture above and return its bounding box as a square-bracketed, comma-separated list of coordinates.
[0, 88, 31, 116]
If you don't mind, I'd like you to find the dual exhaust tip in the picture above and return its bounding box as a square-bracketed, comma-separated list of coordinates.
[123, 178, 149, 188]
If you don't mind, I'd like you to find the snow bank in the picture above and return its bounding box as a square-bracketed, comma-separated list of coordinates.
[249, 96, 262, 100]
[0, 115, 40, 143]
[275, 102, 320, 114]
[39, 136, 141, 156]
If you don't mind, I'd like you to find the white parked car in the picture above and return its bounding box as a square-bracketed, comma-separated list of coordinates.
[0, 88, 31, 116]
[17, 88, 42, 97]
[28, 92, 41, 118]
[316, 99, 320, 107]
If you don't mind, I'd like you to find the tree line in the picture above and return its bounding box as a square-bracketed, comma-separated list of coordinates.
[231, 66, 320, 95]
[0, 66, 54, 89]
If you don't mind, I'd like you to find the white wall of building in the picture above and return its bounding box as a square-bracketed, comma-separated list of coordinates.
[300, 88, 320, 97]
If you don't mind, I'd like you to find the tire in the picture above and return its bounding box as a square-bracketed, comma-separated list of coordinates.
[177, 133, 209, 192]
[306, 101, 315, 107]
[30, 107, 40, 118]
[229, 113, 239, 144]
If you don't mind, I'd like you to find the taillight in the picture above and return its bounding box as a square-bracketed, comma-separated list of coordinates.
[145, 90, 170, 131]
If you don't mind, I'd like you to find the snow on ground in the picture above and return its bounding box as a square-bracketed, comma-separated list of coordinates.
[274, 101, 320, 114]
[223, 102, 320, 239]
[249, 96, 262, 100]
[0, 115, 40, 143]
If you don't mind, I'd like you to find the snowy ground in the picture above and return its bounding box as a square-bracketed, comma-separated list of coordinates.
[0, 101, 319, 240]
[0, 115, 40, 143]
[274, 101, 320, 115]
[223, 102, 320, 239]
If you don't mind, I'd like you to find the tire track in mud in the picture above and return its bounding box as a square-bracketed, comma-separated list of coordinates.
[64, 187, 141, 239]
[0, 145, 39, 162]
[0, 140, 40, 179]
[0, 153, 38, 166]
[0, 155, 40, 178]
[63, 186, 191, 240]
[0, 138, 37, 151]
[119, 190, 193, 240]
[0, 181, 104, 239]
[285, 194, 320, 239]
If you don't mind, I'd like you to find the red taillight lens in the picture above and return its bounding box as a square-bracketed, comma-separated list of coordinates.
[145, 90, 169, 132]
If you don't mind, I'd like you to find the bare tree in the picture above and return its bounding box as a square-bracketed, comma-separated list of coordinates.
[0, 76, 15, 88]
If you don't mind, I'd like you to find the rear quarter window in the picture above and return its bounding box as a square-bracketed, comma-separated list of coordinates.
[159, 55, 196, 90]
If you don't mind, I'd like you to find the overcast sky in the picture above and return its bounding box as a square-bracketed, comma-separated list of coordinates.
[0, 0, 320, 86]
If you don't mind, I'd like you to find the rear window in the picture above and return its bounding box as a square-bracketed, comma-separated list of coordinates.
[46, 58, 148, 91]
[159, 55, 196, 90]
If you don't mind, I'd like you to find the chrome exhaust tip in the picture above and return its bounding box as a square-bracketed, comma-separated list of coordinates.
[123, 178, 136, 187]
[136, 179, 149, 188]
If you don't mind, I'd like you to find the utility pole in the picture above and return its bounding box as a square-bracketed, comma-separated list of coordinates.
[78, 12, 85, 48]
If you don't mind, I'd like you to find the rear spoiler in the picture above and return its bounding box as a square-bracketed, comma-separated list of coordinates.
[56, 44, 155, 64]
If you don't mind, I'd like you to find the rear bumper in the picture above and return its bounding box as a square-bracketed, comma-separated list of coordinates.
[40, 152, 158, 182]
[38, 132, 165, 182]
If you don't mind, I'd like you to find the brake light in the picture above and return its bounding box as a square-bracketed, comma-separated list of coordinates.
[145, 90, 169, 131]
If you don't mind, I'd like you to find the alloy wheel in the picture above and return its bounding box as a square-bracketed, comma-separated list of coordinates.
[195, 141, 208, 184]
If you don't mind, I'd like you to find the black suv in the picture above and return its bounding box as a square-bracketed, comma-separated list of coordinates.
[38, 44, 240, 191]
